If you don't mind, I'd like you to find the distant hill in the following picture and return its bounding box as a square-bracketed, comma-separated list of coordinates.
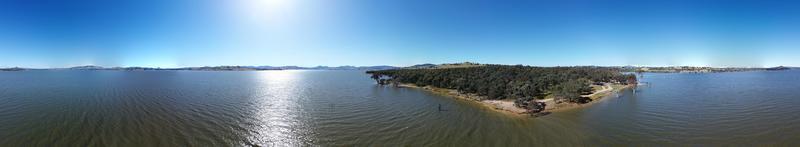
[0, 67, 25, 71]
[766, 66, 791, 71]
[69, 65, 105, 70]
[405, 64, 437, 69]
[404, 62, 484, 69]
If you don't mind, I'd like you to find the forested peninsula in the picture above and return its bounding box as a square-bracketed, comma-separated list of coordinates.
[366, 64, 638, 115]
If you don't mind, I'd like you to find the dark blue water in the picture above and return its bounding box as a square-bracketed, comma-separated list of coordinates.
[0, 70, 798, 146]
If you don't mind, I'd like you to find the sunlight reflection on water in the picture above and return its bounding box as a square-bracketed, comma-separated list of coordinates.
[249, 70, 310, 146]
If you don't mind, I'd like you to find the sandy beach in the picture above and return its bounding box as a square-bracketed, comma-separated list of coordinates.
[397, 83, 633, 115]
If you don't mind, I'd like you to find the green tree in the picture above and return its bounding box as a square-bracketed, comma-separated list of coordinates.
[552, 78, 591, 103]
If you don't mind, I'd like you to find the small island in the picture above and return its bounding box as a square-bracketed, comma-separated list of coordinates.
[367, 63, 638, 116]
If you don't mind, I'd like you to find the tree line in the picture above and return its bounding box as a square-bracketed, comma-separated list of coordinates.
[367, 65, 637, 107]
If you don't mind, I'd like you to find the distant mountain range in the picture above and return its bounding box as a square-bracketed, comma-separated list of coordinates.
[403, 62, 484, 69]
[1, 63, 796, 72]
[252, 65, 398, 70]
[0, 65, 399, 71]
[619, 65, 796, 73]
[766, 66, 792, 71]
[0, 67, 25, 71]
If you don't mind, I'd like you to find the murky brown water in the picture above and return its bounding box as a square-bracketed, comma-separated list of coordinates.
[1, 70, 799, 146]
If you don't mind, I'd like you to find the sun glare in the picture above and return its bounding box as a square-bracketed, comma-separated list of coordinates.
[235, 0, 298, 26]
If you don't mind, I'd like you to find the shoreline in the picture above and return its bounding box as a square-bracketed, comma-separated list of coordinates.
[542, 84, 633, 113]
[396, 83, 634, 116]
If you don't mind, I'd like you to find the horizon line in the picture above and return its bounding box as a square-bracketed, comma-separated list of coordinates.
[1, 63, 793, 69]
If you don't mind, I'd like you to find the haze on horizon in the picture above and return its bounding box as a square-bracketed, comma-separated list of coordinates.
[1, 0, 798, 68]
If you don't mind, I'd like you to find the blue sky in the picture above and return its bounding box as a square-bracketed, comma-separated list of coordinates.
[1, 0, 798, 68]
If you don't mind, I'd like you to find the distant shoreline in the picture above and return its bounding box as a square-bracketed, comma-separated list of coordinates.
[626, 66, 792, 73]
[0, 65, 399, 71]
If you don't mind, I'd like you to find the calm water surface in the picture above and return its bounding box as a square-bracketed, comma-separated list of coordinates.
[1, 70, 799, 146]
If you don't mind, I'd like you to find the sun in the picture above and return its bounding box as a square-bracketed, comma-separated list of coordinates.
[256, 0, 293, 9]
[236, 0, 298, 25]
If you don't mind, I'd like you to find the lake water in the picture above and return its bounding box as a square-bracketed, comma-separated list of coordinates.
[1, 70, 799, 146]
